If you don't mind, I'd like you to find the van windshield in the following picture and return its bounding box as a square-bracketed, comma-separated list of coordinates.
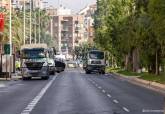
[89, 51, 104, 59]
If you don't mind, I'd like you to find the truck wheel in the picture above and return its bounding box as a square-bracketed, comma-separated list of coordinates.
[101, 71, 105, 74]
[42, 76, 49, 80]
[86, 70, 91, 74]
[23, 77, 31, 80]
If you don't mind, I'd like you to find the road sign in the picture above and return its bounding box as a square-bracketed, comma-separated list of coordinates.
[4, 44, 10, 55]
[0, 13, 4, 32]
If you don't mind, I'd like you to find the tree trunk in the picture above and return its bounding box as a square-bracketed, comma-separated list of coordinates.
[125, 54, 129, 70]
[155, 50, 159, 75]
[125, 52, 132, 71]
[132, 48, 140, 73]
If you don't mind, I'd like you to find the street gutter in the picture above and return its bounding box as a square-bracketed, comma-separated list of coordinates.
[111, 72, 165, 96]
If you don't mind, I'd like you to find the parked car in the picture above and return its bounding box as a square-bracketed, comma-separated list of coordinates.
[48, 58, 56, 75]
[55, 59, 66, 73]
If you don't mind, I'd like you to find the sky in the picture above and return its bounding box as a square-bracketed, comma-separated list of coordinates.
[46, 0, 96, 13]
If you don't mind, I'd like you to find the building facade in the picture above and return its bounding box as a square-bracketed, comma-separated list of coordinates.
[78, 4, 97, 45]
[51, 15, 84, 56]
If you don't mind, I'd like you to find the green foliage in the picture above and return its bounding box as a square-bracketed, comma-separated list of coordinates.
[94, 0, 165, 74]
[1, 8, 52, 50]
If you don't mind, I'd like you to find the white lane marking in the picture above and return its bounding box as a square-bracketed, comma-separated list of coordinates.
[21, 76, 57, 114]
[0, 84, 6, 88]
[98, 86, 102, 89]
[0, 91, 9, 93]
[107, 94, 112, 98]
[95, 84, 98, 87]
[113, 99, 119, 104]
[123, 107, 130, 112]
[102, 90, 106, 93]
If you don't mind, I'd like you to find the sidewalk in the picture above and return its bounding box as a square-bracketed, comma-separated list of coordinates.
[0, 72, 22, 88]
[111, 72, 165, 96]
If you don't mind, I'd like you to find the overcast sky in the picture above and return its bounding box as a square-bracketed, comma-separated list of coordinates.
[46, 0, 96, 13]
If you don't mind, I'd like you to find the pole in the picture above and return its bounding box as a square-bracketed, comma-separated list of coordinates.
[23, 0, 26, 44]
[39, 8, 40, 43]
[9, 0, 12, 79]
[29, 0, 32, 44]
[9, 0, 12, 56]
[35, 10, 37, 44]
[50, 17, 53, 40]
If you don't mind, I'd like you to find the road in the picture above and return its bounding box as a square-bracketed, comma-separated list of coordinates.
[0, 68, 164, 114]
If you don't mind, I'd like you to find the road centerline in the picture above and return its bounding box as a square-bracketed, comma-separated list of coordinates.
[21, 75, 57, 114]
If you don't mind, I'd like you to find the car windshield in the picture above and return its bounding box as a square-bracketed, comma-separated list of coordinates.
[89, 51, 104, 59]
[22, 49, 46, 59]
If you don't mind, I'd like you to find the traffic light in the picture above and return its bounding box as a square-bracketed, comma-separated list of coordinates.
[4, 44, 10, 55]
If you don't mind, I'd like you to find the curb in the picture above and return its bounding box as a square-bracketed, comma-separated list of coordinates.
[0, 73, 22, 87]
[111, 72, 165, 96]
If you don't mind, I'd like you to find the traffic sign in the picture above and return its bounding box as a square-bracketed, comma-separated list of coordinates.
[4, 44, 10, 54]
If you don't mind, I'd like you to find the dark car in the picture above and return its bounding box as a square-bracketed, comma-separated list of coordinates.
[55, 59, 66, 73]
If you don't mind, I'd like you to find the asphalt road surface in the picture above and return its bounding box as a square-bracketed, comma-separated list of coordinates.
[0, 68, 164, 114]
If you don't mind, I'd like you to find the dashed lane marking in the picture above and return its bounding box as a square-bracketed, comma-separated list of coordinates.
[98, 86, 102, 89]
[113, 99, 119, 104]
[123, 107, 130, 112]
[21, 75, 57, 114]
[88, 78, 131, 113]
[102, 90, 106, 93]
[107, 94, 112, 98]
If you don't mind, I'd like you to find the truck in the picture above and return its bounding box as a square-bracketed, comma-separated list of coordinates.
[20, 44, 50, 80]
[83, 50, 106, 74]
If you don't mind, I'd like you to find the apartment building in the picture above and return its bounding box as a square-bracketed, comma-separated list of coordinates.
[0, 0, 10, 9]
[78, 4, 97, 44]
[51, 15, 84, 56]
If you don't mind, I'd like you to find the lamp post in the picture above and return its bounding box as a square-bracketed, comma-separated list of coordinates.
[39, 6, 40, 43]
[8, 0, 12, 79]
[23, 0, 26, 44]
[29, 0, 32, 44]
[9, 0, 12, 56]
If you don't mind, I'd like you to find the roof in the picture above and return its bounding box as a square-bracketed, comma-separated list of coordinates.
[21, 43, 48, 50]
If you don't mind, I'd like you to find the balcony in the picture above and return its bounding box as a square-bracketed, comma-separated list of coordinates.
[61, 27, 69, 32]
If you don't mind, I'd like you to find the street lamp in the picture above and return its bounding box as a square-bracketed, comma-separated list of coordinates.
[9, 0, 12, 56]
[29, 0, 32, 44]
[23, 0, 26, 44]
[39, 6, 41, 43]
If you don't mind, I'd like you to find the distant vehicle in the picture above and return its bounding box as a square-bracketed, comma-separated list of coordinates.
[83, 50, 106, 74]
[20, 44, 50, 80]
[55, 59, 65, 73]
[67, 60, 78, 68]
[48, 58, 56, 75]
[55, 53, 66, 60]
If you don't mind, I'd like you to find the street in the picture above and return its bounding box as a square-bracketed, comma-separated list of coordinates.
[0, 68, 163, 114]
